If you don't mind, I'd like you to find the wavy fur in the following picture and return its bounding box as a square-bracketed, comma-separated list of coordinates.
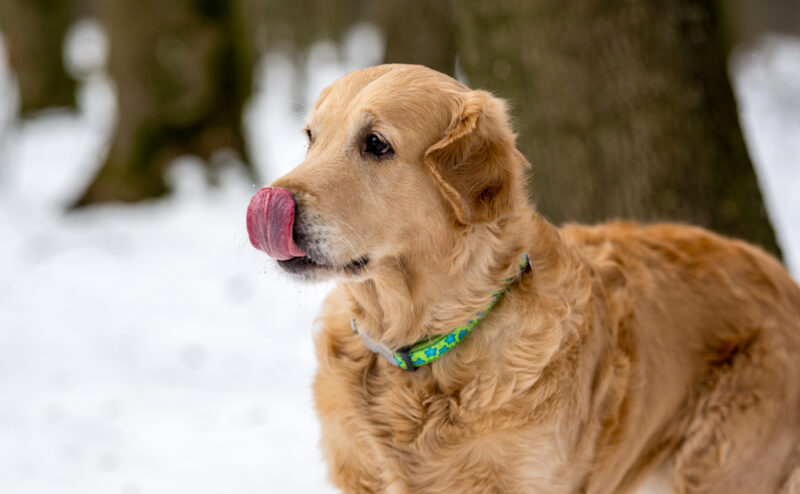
[267, 65, 800, 493]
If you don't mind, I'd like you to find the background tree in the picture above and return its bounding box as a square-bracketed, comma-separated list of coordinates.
[724, 0, 800, 47]
[454, 0, 782, 257]
[75, 0, 454, 204]
[0, 0, 787, 259]
[376, 0, 456, 75]
[0, 0, 77, 113]
[74, 0, 255, 205]
[243, 0, 455, 76]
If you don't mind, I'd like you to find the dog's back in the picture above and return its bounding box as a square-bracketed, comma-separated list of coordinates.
[561, 222, 800, 493]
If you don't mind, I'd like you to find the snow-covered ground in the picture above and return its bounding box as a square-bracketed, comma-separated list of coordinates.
[0, 25, 797, 494]
[732, 36, 800, 273]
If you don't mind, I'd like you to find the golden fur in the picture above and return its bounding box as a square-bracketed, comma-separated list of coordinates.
[267, 64, 800, 493]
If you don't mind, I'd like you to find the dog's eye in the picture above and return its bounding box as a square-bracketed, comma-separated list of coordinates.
[305, 128, 312, 142]
[364, 133, 392, 157]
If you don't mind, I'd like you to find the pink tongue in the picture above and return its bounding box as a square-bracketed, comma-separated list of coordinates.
[246, 187, 307, 260]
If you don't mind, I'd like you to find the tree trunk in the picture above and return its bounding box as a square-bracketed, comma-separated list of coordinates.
[74, 0, 254, 205]
[0, 0, 76, 113]
[454, 0, 782, 257]
[77, 0, 455, 205]
[245, 0, 455, 74]
[374, 0, 456, 75]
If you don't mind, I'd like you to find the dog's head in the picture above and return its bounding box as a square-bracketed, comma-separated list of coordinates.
[247, 64, 528, 281]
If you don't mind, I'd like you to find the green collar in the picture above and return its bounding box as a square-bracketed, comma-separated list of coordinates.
[351, 253, 530, 371]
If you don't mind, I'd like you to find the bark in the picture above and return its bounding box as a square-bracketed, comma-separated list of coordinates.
[75, 0, 456, 205]
[75, 0, 254, 205]
[0, 0, 76, 112]
[374, 0, 456, 75]
[454, 0, 782, 257]
[246, 0, 455, 74]
[723, 0, 800, 46]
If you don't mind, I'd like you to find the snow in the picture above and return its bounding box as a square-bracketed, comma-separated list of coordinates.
[0, 25, 797, 494]
[732, 35, 800, 274]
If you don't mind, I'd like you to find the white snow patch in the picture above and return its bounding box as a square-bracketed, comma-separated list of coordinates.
[732, 34, 800, 274]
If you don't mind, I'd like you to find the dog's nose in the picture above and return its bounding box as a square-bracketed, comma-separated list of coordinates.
[246, 187, 307, 260]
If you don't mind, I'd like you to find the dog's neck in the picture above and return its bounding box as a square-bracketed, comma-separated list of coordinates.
[342, 209, 561, 353]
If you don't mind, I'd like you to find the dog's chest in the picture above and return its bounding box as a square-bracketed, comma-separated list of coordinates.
[359, 386, 579, 493]
[314, 316, 582, 493]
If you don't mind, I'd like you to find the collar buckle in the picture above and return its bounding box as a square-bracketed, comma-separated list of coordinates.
[395, 347, 416, 372]
[352, 318, 401, 366]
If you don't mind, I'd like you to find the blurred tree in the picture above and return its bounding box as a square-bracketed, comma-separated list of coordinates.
[376, 0, 456, 75]
[0, 0, 76, 112]
[454, 0, 783, 257]
[244, 0, 455, 74]
[74, 0, 255, 205]
[245, 0, 359, 49]
[75, 0, 454, 204]
[723, 0, 800, 47]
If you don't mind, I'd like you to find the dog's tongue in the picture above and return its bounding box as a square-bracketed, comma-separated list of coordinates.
[246, 187, 307, 260]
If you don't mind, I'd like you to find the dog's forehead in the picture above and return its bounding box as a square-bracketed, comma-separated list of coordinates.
[310, 64, 467, 127]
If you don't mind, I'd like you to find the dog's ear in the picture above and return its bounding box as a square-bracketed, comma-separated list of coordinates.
[423, 90, 523, 225]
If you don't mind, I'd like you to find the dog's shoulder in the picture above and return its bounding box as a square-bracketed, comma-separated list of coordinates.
[557, 220, 800, 346]
[558, 221, 780, 275]
[556, 221, 800, 341]
[560, 221, 728, 253]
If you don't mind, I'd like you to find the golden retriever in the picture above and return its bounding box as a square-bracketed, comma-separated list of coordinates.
[246, 64, 800, 493]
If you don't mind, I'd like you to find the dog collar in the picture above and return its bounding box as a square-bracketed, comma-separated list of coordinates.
[351, 253, 530, 371]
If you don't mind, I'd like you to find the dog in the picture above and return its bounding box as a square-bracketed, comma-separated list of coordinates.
[246, 64, 800, 493]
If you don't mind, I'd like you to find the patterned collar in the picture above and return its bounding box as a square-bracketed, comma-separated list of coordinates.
[350, 253, 530, 371]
